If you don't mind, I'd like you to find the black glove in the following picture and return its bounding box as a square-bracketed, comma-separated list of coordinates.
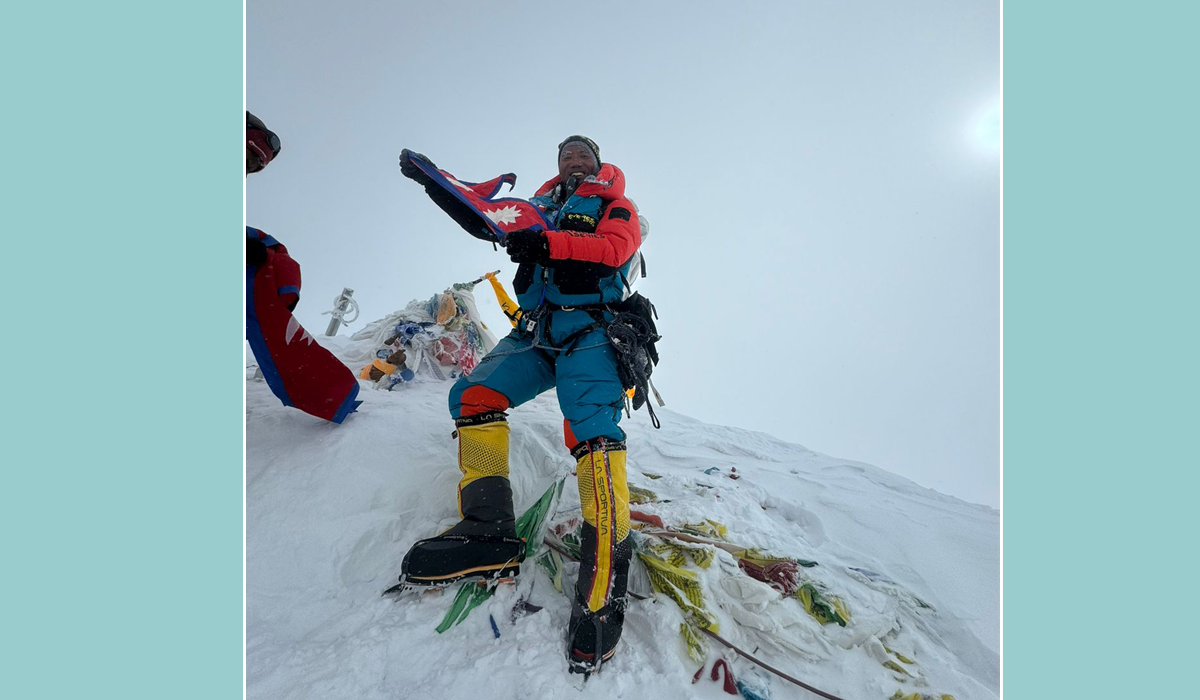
[504, 229, 550, 264]
[399, 149, 434, 181]
[247, 237, 268, 267]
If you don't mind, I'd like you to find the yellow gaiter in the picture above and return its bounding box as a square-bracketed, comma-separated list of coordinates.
[456, 419, 510, 518]
[574, 439, 630, 611]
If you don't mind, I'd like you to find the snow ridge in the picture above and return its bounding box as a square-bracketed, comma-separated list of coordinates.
[247, 337, 998, 699]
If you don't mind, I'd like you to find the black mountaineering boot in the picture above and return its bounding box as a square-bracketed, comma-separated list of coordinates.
[398, 413, 525, 586]
[399, 477, 524, 585]
[567, 523, 632, 674]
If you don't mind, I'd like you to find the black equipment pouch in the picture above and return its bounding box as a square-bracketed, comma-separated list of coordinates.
[605, 293, 662, 427]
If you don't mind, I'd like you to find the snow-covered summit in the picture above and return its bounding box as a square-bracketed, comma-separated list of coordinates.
[246, 335, 999, 700]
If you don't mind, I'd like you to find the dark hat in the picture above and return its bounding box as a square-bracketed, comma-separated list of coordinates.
[246, 111, 281, 171]
[557, 135, 600, 166]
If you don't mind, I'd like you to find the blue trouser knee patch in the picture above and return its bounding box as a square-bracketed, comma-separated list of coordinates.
[448, 319, 624, 443]
[449, 333, 555, 418]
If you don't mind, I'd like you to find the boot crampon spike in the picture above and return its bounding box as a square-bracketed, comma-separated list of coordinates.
[567, 596, 627, 676]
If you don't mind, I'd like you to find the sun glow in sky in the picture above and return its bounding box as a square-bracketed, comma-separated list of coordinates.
[972, 99, 1003, 154]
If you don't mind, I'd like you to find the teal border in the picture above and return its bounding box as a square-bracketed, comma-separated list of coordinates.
[1, 3, 243, 699]
[8, 1, 1200, 697]
[1007, 1, 1198, 697]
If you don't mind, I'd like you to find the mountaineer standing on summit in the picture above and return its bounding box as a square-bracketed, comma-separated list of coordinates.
[399, 136, 644, 673]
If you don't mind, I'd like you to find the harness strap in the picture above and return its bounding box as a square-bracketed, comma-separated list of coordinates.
[556, 306, 613, 356]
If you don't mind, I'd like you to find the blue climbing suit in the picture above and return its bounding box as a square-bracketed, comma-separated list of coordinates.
[448, 162, 642, 447]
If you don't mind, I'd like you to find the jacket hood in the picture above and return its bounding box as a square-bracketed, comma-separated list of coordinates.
[535, 163, 626, 202]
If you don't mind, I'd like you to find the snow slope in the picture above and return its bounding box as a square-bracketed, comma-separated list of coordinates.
[247, 336, 999, 700]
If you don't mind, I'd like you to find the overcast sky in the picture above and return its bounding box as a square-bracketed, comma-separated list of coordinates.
[247, 0, 1001, 508]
